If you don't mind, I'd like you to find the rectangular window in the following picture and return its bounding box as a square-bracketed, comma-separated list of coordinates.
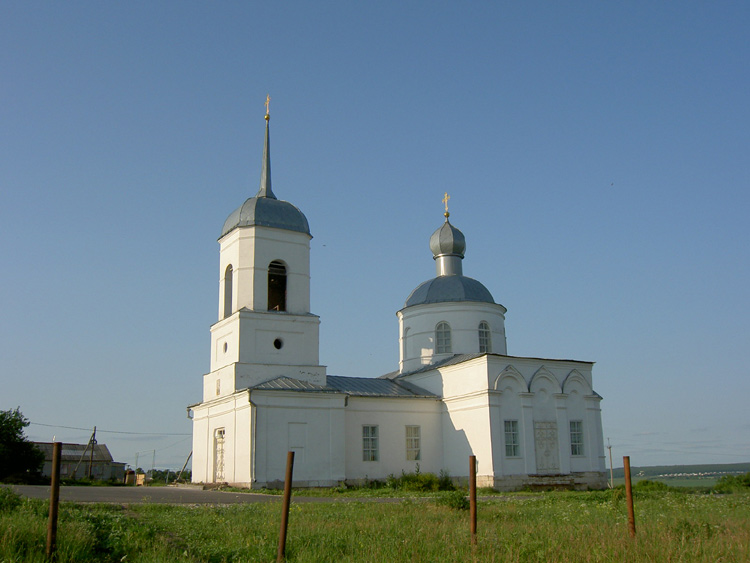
[504, 420, 520, 457]
[436, 323, 452, 354]
[362, 425, 379, 462]
[570, 421, 584, 456]
[478, 322, 491, 353]
[406, 425, 421, 461]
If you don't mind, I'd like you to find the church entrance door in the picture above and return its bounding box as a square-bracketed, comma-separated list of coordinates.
[213, 428, 226, 482]
[534, 421, 560, 473]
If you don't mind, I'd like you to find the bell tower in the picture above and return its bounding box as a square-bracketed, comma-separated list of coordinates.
[203, 102, 326, 402]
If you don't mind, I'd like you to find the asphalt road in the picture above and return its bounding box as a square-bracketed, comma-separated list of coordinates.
[2, 485, 401, 504]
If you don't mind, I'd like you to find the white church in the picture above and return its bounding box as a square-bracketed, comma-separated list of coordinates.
[189, 109, 606, 490]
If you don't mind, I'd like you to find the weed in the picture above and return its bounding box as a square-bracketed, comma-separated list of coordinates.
[0, 488, 22, 512]
[434, 490, 470, 510]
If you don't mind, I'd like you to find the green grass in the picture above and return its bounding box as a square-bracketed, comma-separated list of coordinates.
[1, 488, 749, 562]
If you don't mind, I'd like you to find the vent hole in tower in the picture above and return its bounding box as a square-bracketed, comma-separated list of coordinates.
[273, 338, 284, 350]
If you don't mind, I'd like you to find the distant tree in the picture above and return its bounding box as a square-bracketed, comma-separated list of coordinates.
[0, 407, 44, 482]
[715, 472, 750, 492]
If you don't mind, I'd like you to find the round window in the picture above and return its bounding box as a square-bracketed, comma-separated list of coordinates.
[273, 338, 283, 350]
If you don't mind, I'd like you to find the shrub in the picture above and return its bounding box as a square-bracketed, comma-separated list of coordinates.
[386, 468, 455, 492]
[715, 472, 750, 493]
[633, 479, 672, 491]
[0, 487, 22, 512]
[434, 490, 469, 510]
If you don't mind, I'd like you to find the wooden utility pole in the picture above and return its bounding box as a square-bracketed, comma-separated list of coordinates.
[87, 427, 97, 480]
[71, 427, 97, 479]
[277, 451, 295, 562]
[46, 442, 61, 560]
[607, 438, 614, 488]
[623, 456, 636, 537]
[176, 451, 192, 482]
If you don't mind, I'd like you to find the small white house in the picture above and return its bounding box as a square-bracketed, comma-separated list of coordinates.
[189, 111, 606, 490]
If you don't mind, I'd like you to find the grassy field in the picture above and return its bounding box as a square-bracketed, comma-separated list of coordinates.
[1, 487, 749, 562]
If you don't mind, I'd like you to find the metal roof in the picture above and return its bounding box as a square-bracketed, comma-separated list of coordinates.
[429, 218, 466, 258]
[380, 353, 595, 380]
[251, 375, 436, 398]
[34, 442, 115, 463]
[380, 354, 485, 379]
[404, 275, 495, 307]
[220, 196, 310, 238]
[326, 375, 436, 397]
[252, 377, 330, 392]
[220, 115, 311, 239]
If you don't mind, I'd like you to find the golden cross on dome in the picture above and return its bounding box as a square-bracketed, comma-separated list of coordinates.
[442, 192, 451, 216]
[265, 94, 271, 120]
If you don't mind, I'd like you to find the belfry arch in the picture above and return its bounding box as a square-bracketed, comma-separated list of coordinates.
[223, 265, 233, 318]
[267, 260, 287, 311]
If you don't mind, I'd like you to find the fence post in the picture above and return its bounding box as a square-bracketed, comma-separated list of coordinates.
[469, 454, 477, 546]
[277, 451, 295, 562]
[623, 455, 636, 538]
[46, 442, 62, 560]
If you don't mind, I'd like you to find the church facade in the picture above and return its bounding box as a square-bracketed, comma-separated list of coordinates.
[189, 112, 606, 490]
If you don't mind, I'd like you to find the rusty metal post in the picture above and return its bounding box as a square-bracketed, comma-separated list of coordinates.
[623, 455, 636, 538]
[469, 455, 477, 545]
[277, 451, 295, 562]
[46, 442, 62, 560]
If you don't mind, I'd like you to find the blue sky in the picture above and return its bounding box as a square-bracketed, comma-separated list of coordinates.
[1, 2, 748, 471]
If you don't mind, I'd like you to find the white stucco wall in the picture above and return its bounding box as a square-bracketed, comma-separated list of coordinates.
[250, 391, 346, 487]
[342, 396, 443, 481]
[190, 391, 252, 484]
[218, 227, 312, 318]
[398, 354, 604, 484]
[398, 301, 507, 373]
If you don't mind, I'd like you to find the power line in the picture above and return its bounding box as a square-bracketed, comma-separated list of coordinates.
[30, 422, 190, 436]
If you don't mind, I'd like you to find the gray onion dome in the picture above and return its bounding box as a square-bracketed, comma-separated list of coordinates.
[220, 111, 311, 239]
[429, 219, 466, 258]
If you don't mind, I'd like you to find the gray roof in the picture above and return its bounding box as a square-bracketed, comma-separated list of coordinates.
[326, 375, 436, 397]
[404, 275, 495, 307]
[379, 354, 485, 379]
[220, 116, 311, 239]
[251, 375, 436, 398]
[220, 196, 310, 238]
[430, 218, 465, 258]
[252, 377, 329, 392]
[380, 352, 595, 380]
[34, 442, 115, 463]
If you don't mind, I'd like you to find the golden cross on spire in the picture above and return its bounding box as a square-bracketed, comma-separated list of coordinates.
[264, 94, 271, 120]
[442, 192, 451, 217]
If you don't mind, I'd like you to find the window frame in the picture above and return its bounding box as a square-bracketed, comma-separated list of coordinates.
[362, 425, 379, 462]
[478, 321, 492, 353]
[405, 425, 421, 461]
[435, 322, 452, 354]
[570, 420, 584, 456]
[504, 419, 520, 457]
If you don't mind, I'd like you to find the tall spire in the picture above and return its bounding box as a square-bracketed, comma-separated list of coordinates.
[256, 94, 276, 199]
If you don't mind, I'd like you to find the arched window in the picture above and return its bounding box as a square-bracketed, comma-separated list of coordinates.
[435, 322, 452, 354]
[223, 265, 233, 319]
[267, 260, 287, 312]
[478, 321, 492, 353]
